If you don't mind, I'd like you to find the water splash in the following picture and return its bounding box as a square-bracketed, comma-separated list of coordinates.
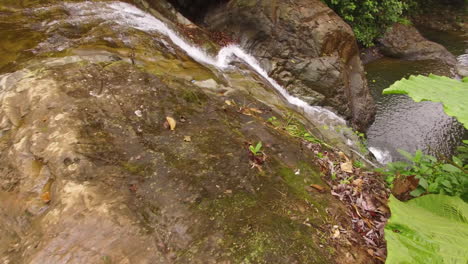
[369, 147, 392, 164]
[63, 1, 345, 125]
[458, 54, 468, 65]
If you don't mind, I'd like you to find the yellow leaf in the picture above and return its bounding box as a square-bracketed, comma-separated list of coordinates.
[225, 100, 233, 106]
[41, 191, 51, 203]
[333, 229, 340, 238]
[340, 161, 353, 173]
[184, 136, 191, 142]
[166, 116, 176, 131]
[249, 108, 263, 114]
[310, 184, 325, 193]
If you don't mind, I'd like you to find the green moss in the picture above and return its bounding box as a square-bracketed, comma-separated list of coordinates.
[121, 161, 145, 175]
[279, 162, 321, 201]
[198, 192, 257, 217]
[180, 89, 208, 105]
[195, 190, 327, 263]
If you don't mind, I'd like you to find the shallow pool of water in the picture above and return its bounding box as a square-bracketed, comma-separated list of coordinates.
[418, 27, 467, 56]
[365, 58, 465, 163]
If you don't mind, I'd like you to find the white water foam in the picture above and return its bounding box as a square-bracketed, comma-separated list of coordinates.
[368, 147, 392, 165]
[62, 1, 346, 125]
[457, 54, 468, 66]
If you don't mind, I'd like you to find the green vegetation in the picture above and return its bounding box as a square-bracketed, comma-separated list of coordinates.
[385, 195, 468, 264]
[249, 141, 263, 156]
[383, 74, 468, 129]
[382, 74, 468, 198]
[353, 160, 364, 168]
[322, 0, 409, 46]
[322, 0, 464, 46]
[382, 149, 467, 198]
[266, 114, 324, 145]
[381, 73, 468, 263]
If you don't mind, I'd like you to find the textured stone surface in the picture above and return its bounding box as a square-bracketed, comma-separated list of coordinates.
[378, 23, 457, 65]
[203, 0, 375, 131]
[0, 1, 372, 263]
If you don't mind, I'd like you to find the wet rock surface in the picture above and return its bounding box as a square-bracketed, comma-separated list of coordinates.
[377, 23, 457, 66]
[457, 54, 468, 77]
[202, 0, 375, 131]
[0, 1, 373, 263]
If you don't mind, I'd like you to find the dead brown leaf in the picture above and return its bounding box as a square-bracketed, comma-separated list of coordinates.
[392, 175, 419, 200]
[310, 184, 326, 193]
[240, 107, 263, 116]
[166, 116, 176, 131]
[41, 192, 51, 203]
[340, 161, 353, 173]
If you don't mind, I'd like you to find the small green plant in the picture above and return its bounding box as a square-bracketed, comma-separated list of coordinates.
[354, 130, 368, 153]
[397, 17, 412, 25]
[249, 142, 263, 156]
[382, 149, 467, 198]
[455, 140, 468, 166]
[340, 175, 354, 185]
[266, 116, 279, 125]
[266, 114, 325, 145]
[316, 152, 324, 159]
[353, 160, 364, 168]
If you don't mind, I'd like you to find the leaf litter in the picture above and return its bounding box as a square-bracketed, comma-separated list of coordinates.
[309, 142, 390, 263]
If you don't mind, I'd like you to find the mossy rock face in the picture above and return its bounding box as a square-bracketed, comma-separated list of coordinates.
[0, 1, 370, 263]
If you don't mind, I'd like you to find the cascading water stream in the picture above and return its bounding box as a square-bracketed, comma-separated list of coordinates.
[67, 1, 346, 125]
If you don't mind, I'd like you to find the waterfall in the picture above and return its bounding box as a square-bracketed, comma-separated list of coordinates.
[64, 1, 346, 125]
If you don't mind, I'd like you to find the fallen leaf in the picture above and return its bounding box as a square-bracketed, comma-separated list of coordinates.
[225, 100, 233, 106]
[184, 136, 191, 142]
[332, 229, 340, 238]
[338, 151, 347, 160]
[392, 175, 419, 200]
[377, 205, 390, 214]
[310, 184, 325, 193]
[41, 192, 51, 203]
[340, 161, 353, 173]
[240, 107, 263, 116]
[240, 108, 253, 116]
[249, 108, 263, 114]
[352, 178, 363, 187]
[166, 116, 176, 131]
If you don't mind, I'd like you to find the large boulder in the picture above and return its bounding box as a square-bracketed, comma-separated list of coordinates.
[457, 54, 468, 77]
[0, 1, 372, 263]
[378, 23, 457, 65]
[202, 0, 375, 131]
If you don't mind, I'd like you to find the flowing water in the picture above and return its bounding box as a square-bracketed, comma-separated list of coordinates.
[69, 2, 346, 127]
[366, 28, 467, 164]
[6, 0, 465, 166]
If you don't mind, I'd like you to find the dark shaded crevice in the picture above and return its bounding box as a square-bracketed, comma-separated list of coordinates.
[166, 0, 229, 22]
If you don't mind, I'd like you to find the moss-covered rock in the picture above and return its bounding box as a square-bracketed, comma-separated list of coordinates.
[0, 1, 372, 263]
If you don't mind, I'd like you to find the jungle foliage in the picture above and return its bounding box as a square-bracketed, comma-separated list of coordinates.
[322, 0, 465, 46]
[385, 195, 468, 264]
[382, 74, 468, 263]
